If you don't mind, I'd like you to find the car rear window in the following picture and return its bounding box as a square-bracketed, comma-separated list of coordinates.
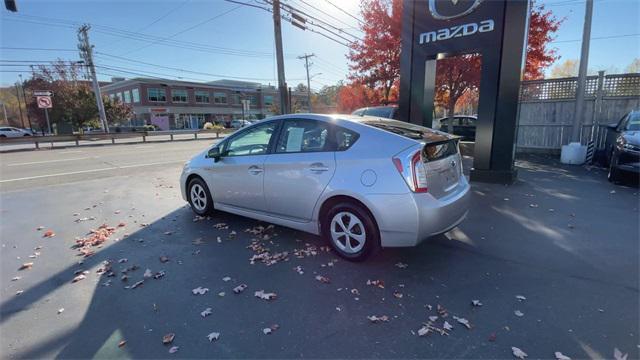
[362, 119, 452, 143]
[423, 140, 458, 162]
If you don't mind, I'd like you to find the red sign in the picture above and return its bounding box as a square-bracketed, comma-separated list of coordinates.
[37, 96, 52, 109]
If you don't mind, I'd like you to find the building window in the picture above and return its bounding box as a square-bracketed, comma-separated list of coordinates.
[109, 94, 115, 101]
[213, 92, 227, 104]
[195, 90, 210, 103]
[230, 93, 240, 105]
[172, 89, 188, 103]
[123, 90, 131, 104]
[148, 88, 166, 102]
[132, 88, 140, 103]
[248, 95, 258, 106]
[263, 95, 274, 106]
[116, 92, 123, 102]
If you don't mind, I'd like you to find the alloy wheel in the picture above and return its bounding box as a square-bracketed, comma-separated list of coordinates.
[330, 211, 366, 254]
[190, 183, 207, 211]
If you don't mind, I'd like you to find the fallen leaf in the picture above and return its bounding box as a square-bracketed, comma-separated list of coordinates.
[262, 328, 272, 335]
[163, 231, 173, 236]
[153, 271, 166, 279]
[192, 287, 209, 295]
[162, 333, 175, 344]
[393, 291, 403, 299]
[367, 315, 389, 323]
[443, 321, 453, 331]
[201, 308, 212, 318]
[143, 269, 153, 278]
[43, 230, 55, 238]
[555, 352, 571, 360]
[12, 276, 21, 281]
[294, 266, 304, 274]
[19, 262, 33, 271]
[395, 262, 408, 269]
[437, 304, 448, 317]
[350, 288, 360, 296]
[72, 274, 86, 283]
[417, 326, 430, 336]
[366, 279, 385, 289]
[514, 310, 524, 317]
[168, 346, 179, 353]
[471, 300, 483, 307]
[512, 347, 528, 359]
[428, 315, 438, 322]
[159, 256, 170, 263]
[233, 284, 247, 294]
[315, 275, 330, 284]
[452, 316, 471, 329]
[118, 258, 128, 263]
[129, 280, 144, 289]
[192, 237, 204, 245]
[118, 340, 127, 348]
[222, 276, 231, 282]
[515, 295, 526, 301]
[118, 222, 126, 227]
[15, 290, 23, 295]
[614, 348, 628, 360]
[58, 308, 64, 314]
[37, 226, 44, 230]
[218, 292, 225, 297]
[254, 290, 277, 300]
[488, 332, 497, 342]
[207, 332, 220, 342]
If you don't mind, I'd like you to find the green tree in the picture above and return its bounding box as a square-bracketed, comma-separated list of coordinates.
[625, 58, 640, 73]
[104, 97, 133, 126]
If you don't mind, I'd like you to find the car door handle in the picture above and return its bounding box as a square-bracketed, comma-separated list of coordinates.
[248, 165, 263, 175]
[308, 163, 329, 172]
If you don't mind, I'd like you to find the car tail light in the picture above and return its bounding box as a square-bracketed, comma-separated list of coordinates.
[392, 150, 428, 193]
[411, 151, 429, 193]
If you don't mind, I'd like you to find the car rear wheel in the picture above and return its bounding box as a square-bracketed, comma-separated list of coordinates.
[322, 202, 379, 261]
[188, 177, 214, 216]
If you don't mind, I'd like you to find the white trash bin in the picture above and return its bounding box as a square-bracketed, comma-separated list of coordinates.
[560, 142, 587, 165]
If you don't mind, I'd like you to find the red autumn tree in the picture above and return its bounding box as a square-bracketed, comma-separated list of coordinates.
[336, 83, 375, 113]
[346, 0, 402, 104]
[435, 54, 482, 133]
[524, 0, 564, 80]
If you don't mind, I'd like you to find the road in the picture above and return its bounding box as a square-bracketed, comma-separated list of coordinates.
[0, 143, 638, 359]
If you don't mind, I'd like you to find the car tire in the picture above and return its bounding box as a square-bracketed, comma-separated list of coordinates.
[607, 152, 621, 183]
[187, 177, 214, 216]
[321, 202, 380, 261]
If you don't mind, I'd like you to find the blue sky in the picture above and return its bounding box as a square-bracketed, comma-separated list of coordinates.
[0, 0, 638, 88]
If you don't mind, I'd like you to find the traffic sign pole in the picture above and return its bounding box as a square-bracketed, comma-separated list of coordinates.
[44, 108, 51, 134]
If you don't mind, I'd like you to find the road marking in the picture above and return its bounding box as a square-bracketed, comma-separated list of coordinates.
[59, 150, 84, 154]
[7, 157, 94, 166]
[0, 160, 183, 183]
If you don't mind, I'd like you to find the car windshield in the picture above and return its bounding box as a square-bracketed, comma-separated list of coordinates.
[627, 113, 640, 131]
[365, 107, 395, 118]
[362, 119, 452, 143]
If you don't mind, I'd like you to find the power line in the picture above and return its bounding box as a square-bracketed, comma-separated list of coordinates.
[550, 33, 640, 43]
[0, 46, 77, 52]
[277, 0, 361, 41]
[295, 0, 360, 31]
[120, 5, 243, 55]
[323, 0, 364, 25]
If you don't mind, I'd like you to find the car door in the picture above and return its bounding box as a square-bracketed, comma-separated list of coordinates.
[209, 120, 278, 212]
[263, 118, 336, 222]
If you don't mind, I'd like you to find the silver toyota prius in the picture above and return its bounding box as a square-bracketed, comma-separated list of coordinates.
[180, 114, 470, 261]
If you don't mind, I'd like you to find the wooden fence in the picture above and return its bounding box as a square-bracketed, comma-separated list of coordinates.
[516, 72, 640, 152]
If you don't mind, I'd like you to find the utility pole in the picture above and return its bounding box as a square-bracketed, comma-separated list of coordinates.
[14, 83, 25, 128]
[298, 53, 315, 112]
[272, 0, 289, 114]
[18, 74, 33, 131]
[78, 24, 109, 133]
[0, 102, 8, 124]
[570, 0, 593, 143]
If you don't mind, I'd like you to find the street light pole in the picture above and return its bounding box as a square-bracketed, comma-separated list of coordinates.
[14, 83, 25, 128]
[78, 24, 109, 133]
[18, 74, 33, 131]
[298, 53, 315, 112]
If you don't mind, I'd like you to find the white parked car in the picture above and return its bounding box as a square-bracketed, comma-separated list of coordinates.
[230, 119, 251, 129]
[0, 127, 32, 138]
[181, 114, 470, 261]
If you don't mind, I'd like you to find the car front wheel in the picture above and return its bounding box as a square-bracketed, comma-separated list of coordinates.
[322, 202, 379, 261]
[188, 177, 214, 216]
[608, 152, 621, 182]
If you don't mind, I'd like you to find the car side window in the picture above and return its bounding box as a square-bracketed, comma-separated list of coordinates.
[335, 126, 359, 151]
[352, 109, 365, 116]
[275, 119, 330, 153]
[223, 122, 276, 157]
[617, 114, 629, 131]
[627, 113, 640, 131]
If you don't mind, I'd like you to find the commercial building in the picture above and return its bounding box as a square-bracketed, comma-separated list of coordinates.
[101, 78, 309, 129]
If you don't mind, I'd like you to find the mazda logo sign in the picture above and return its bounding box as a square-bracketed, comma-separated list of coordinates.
[429, 0, 483, 20]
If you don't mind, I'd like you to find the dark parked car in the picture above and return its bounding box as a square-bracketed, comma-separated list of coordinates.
[352, 106, 400, 120]
[605, 110, 640, 182]
[436, 115, 477, 141]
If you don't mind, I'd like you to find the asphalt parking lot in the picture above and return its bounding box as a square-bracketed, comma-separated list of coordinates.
[1, 141, 638, 359]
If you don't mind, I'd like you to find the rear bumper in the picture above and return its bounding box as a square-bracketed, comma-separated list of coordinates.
[366, 177, 470, 247]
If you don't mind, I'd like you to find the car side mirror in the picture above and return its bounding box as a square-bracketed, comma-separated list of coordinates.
[207, 147, 222, 162]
